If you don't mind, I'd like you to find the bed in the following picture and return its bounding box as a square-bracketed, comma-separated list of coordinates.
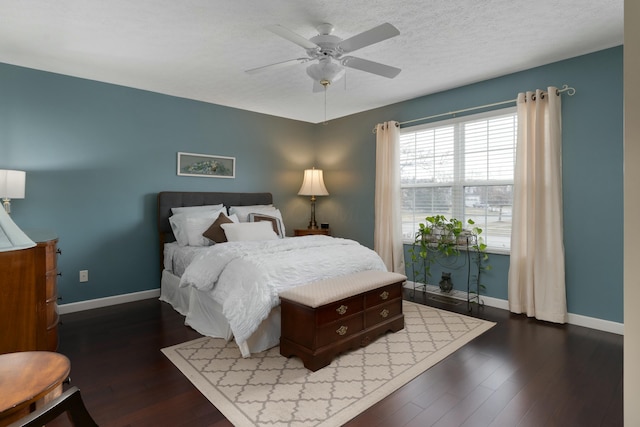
[157, 191, 388, 357]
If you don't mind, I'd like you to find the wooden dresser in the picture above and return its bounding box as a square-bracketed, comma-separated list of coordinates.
[0, 231, 60, 354]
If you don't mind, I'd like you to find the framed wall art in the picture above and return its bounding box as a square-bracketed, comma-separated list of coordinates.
[177, 152, 235, 179]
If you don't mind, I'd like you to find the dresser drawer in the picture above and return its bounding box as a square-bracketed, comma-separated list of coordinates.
[365, 283, 402, 308]
[316, 315, 363, 347]
[45, 273, 57, 300]
[365, 299, 402, 327]
[45, 300, 59, 329]
[316, 295, 363, 326]
[43, 240, 58, 272]
[36, 236, 59, 352]
[46, 324, 59, 352]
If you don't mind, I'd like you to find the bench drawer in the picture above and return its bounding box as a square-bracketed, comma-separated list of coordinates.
[316, 295, 363, 326]
[365, 299, 402, 327]
[316, 315, 364, 347]
[365, 283, 403, 307]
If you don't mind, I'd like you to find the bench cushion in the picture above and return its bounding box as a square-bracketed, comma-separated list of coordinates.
[279, 270, 407, 308]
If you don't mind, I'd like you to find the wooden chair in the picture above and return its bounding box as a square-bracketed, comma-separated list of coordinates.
[8, 386, 98, 427]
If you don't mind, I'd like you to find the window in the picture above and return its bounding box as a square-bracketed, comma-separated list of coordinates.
[400, 107, 517, 252]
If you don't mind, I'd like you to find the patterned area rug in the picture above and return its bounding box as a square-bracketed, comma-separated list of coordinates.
[162, 301, 494, 427]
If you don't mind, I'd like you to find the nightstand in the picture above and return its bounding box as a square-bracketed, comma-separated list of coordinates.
[294, 228, 331, 236]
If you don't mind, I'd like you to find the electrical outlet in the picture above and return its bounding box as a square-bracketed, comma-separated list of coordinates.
[79, 270, 89, 283]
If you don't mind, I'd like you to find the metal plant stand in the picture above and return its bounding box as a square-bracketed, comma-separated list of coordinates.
[411, 236, 485, 312]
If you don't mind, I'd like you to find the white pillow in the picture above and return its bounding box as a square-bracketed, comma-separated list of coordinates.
[268, 209, 286, 236]
[228, 205, 275, 222]
[220, 221, 279, 242]
[229, 205, 286, 236]
[185, 215, 232, 246]
[169, 208, 225, 246]
[171, 204, 224, 214]
[248, 212, 284, 238]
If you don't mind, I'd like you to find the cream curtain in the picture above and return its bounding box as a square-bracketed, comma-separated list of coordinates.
[374, 121, 405, 273]
[508, 87, 567, 323]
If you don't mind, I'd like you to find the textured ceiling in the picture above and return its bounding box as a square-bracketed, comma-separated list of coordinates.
[0, 0, 623, 124]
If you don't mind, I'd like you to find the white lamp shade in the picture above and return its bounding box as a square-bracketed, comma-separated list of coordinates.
[0, 206, 35, 252]
[0, 170, 26, 199]
[298, 168, 329, 196]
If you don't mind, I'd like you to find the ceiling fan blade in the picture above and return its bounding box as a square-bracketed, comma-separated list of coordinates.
[338, 23, 400, 54]
[266, 24, 319, 50]
[341, 56, 401, 78]
[245, 58, 308, 74]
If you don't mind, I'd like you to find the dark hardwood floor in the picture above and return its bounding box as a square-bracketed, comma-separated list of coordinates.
[45, 291, 622, 427]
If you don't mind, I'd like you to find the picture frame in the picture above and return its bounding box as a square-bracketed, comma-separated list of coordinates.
[177, 152, 235, 179]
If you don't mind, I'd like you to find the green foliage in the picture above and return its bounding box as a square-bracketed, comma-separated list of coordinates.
[408, 215, 491, 302]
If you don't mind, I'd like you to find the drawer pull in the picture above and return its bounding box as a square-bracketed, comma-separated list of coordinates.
[380, 291, 390, 300]
[336, 305, 348, 315]
[57, 272, 63, 277]
[336, 326, 348, 336]
[56, 248, 62, 255]
[380, 309, 390, 318]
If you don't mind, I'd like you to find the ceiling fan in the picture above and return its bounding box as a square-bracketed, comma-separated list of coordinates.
[246, 22, 401, 92]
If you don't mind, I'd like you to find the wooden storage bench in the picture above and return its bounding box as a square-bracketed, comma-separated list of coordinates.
[279, 270, 406, 371]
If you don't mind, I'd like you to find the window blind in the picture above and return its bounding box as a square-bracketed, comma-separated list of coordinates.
[400, 107, 517, 251]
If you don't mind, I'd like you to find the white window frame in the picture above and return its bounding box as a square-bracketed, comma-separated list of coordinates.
[400, 107, 517, 254]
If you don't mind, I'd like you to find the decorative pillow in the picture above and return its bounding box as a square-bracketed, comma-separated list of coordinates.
[228, 205, 275, 222]
[248, 213, 284, 238]
[171, 204, 224, 215]
[185, 216, 220, 247]
[202, 212, 238, 243]
[169, 208, 225, 246]
[266, 209, 286, 236]
[220, 221, 279, 242]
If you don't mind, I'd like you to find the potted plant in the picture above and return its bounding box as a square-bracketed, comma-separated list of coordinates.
[408, 215, 490, 304]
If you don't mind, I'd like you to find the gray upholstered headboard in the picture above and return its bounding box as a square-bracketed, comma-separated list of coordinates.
[157, 191, 273, 266]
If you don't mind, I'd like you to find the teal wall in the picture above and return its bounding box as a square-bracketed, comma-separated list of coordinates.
[0, 46, 623, 323]
[0, 64, 317, 303]
[316, 46, 623, 323]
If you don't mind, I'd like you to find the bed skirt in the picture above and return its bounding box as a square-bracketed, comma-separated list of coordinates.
[160, 269, 281, 357]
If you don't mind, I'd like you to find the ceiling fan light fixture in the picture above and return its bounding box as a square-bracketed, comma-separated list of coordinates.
[306, 59, 345, 85]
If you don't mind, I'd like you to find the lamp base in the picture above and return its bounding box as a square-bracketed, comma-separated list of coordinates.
[307, 196, 318, 229]
[2, 198, 11, 214]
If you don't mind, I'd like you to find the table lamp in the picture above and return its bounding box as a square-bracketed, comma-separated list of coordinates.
[298, 168, 329, 229]
[0, 169, 26, 214]
[0, 205, 35, 252]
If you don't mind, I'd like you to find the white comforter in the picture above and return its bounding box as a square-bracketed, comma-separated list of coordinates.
[179, 235, 387, 351]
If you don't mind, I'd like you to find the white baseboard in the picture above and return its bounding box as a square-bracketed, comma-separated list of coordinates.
[404, 281, 623, 335]
[58, 289, 161, 315]
[60, 284, 624, 336]
[566, 313, 624, 335]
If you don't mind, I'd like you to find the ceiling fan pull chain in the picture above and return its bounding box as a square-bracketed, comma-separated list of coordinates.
[323, 82, 328, 125]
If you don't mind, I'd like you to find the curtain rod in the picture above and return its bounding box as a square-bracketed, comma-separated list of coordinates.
[372, 84, 576, 133]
